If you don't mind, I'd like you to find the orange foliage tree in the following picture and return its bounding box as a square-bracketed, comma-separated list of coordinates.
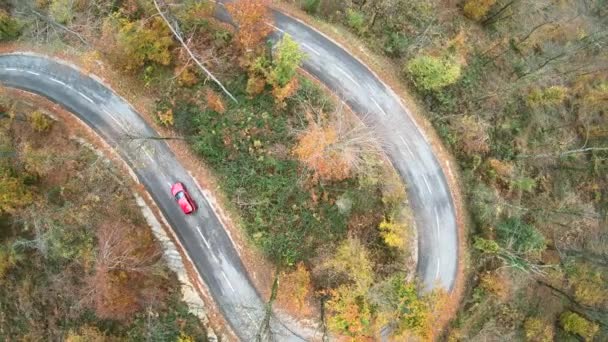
[294, 108, 377, 182]
[86, 222, 161, 320]
[294, 122, 351, 181]
[225, 0, 272, 54]
[277, 263, 312, 315]
[205, 89, 226, 113]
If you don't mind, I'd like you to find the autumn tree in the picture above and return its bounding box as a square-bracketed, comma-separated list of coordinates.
[294, 106, 378, 182]
[0, 170, 32, 214]
[102, 14, 174, 72]
[559, 311, 599, 341]
[326, 284, 374, 337]
[86, 222, 161, 320]
[276, 262, 312, 315]
[0, 9, 20, 41]
[29, 110, 53, 132]
[225, 0, 272, 55]
[463, 0, 497, 21]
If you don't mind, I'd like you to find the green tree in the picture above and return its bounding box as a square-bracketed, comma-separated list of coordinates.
[406, 55, 461, 91]
[496, 218, 545, 255]
[50, 0, 75, 24]
[269, 34, 305, 88]
[0, 9, 20, 41]
[324, 236, 374, 291]
[370, 274, 432, 338]
[559, 311, 598, 341]
[0, 171, 32, 213]
[523, 317, 554, 342]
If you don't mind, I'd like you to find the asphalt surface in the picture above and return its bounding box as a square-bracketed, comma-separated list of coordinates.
[0, 53, 306, 341]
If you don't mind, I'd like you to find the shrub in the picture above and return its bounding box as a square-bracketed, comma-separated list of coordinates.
[496, 218, 545, 255]
[406, 55, 461, 92]
[523, 317, 554, 342]
[378, 218, 406, 248]
[205, 89, 226, 114]
[301, 0, 320, 14]
[29, 110, 53, 132]
[50, 0, 75, 24]
[0, 10, 21, 41]
[269, 35, 305, 88]
[383, 32, 409, 58]
[463, 0, 497, 21]
[345, 9, 365, 35]
[527, 86, 568, 107]
[559, 311, 598, 341]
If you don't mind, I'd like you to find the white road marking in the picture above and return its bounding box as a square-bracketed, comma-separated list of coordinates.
[246, 312, 256, 324]
[49, 78, 67, 86]
[221, 271, 236, 293]
[436, 256, 441, 279]
[301, 42, 320, 56]
[25, 70, 40, 76]
[102, 108, 127, 131]
[336, 67, 357, 84]
[265, 22, 285, 34]
[196, 226, 219, 263]
[435, 208, 440, 237]
[198, 228, 211, 249]
[78, 92, 94, 104]
[144, 149, 155, 163]
[399, 136, 415, 158]
[371, 98, 387, 117]
[422, 175, 433, 195]
[4, 67, 18, 71]
[365, 83, 374, 93]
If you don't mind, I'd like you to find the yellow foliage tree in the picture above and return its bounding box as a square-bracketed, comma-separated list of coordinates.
[524, 317, 554, 342]
[326, 285, 374, 337]
[277, 262, 312, 315]
[324, 237, 374, 291]
[29, 110, 53, 132]
[463, 0, 497, 21]
[379, 218, 406, 248]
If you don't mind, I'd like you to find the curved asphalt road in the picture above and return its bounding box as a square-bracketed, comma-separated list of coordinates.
[270, 12, 458, 292]
[0, 53, 304, 341]
[213, 4, 458, 292]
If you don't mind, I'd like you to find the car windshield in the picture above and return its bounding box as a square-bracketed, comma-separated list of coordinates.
[175, 191, 185, 200]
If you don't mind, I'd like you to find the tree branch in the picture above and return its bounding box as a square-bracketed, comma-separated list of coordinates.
[152, 0, 238, 103]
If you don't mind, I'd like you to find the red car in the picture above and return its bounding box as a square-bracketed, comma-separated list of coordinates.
[171, 182, 196, 214]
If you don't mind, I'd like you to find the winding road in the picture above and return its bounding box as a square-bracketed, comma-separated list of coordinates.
[268, 11, 459, 292]
[0, 7, 458, 341]
[0, 53, 303, 341]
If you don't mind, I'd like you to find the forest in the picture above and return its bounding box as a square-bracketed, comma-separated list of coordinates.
[0, 95, 207, 340]
[0, 0, 606, 340]
[285, 0, 608, 340]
